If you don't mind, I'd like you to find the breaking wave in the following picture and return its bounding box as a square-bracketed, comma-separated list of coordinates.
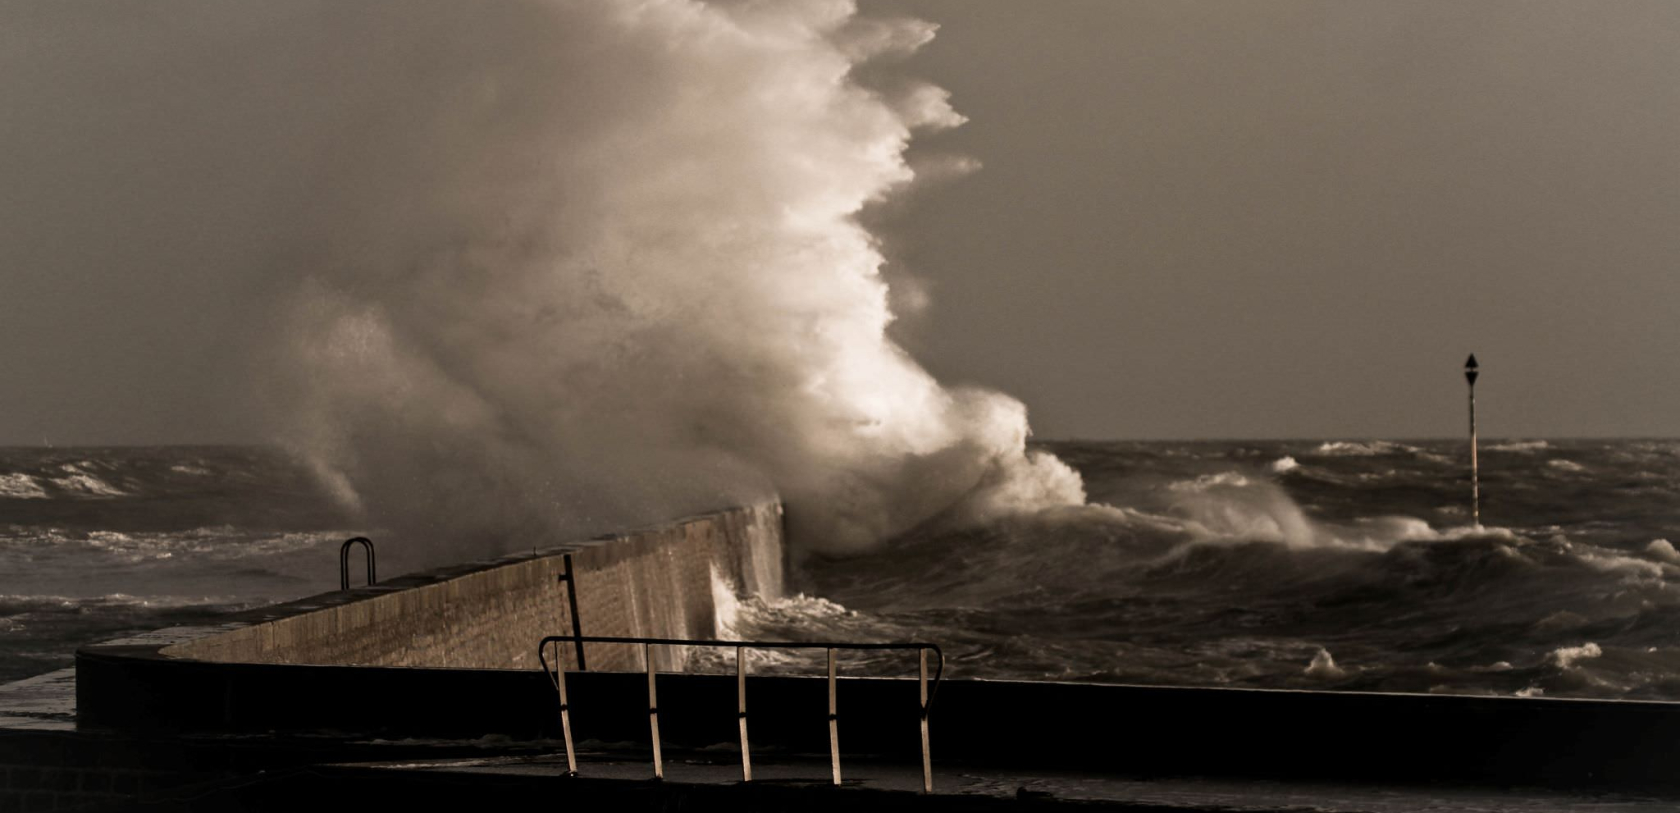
[0, 474, 47, 500]
[247, 0, 1084, 558]
[1311, 440, 1419, 457]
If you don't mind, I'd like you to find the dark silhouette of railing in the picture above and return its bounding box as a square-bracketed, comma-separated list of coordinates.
[537, 634, 943, 791]
[554, 554, 586, 671]
[339, 537, 376, 590]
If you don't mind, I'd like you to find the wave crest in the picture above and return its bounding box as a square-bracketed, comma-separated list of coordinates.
[263, 0, 1082, 558]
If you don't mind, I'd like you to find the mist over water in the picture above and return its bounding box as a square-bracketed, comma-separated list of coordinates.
[253, 0, 1082, 559]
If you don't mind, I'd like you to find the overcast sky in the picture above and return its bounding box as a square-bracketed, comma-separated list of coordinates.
[872, 0, 1679, 440]
[2, 0, 1676, 444]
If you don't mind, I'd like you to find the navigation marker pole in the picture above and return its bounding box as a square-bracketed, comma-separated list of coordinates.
[1464, 354, 1480, 528]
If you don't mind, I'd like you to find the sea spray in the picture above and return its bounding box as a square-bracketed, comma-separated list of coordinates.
[261, 0, 1084, 558]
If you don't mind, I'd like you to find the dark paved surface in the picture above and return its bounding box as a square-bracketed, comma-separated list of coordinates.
[5, 668, 1680, 811]
[331, 748, 1680, 812]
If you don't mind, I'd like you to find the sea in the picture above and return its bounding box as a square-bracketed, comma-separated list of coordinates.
[4, 440, 1680, 701]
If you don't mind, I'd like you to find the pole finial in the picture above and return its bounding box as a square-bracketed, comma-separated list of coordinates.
[1464, 353, 1478, 385]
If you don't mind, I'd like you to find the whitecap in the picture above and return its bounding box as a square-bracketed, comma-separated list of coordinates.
[1167, 472, 1253, 492]
[1487, 440, 1549, 452]
[0, 474, 48, 500]
[48, 473, 127, 497]
[1304, 648, 1347, 679]
[1311, 440, 1415, 457]
[1548, 642, 1603, 668]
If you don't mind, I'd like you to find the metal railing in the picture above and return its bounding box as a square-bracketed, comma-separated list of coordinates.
[537, 635, 944, 791]
[339, 537, 376, 590]
[554, 554, 586, 671]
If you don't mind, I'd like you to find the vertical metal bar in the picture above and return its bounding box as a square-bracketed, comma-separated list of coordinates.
[554, 640, 577, 775]
[828, 647, 840, 785]
[647, 643, 663, 780]
[919, 647, 932, 793]
[737, 646, 752, 782]
[563, 554, 587, 671]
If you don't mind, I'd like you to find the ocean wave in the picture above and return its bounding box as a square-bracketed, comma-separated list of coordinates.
[47, 472, 127, 497]
[1269, 456, 1299, 473]
[1546, 459, 1586, 473]
[1487, 440, 1549, 453]
[1164, 470, 1437, 550]
[0, 527, 348, 564]
[1167, 472, 1254, 492]
[0, 474, 48, 499]
[1548, 642, 1603, 668]
[1310, 440, 1418, 457]
[1304, 648, 1349, 679]
[0, 592, 246, 612]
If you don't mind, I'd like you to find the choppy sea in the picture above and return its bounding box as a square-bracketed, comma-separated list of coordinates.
[4, 440, 1679, 700]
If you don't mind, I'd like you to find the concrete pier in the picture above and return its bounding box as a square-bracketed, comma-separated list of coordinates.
[3, 500, 1680, 810]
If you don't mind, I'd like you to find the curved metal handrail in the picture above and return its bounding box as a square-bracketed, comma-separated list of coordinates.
[339, 537, 376, 590]
[537, 634, 944, 790]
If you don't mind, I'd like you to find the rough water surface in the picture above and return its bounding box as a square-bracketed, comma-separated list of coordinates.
[4, 440, 1679, 702]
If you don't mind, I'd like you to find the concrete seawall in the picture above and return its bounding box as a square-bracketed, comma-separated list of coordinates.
[12, 498, 1680, 809]
[157, 502, 784, 672]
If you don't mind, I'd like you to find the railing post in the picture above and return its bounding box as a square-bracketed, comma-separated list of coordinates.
[737, 646, 752, 782]
[919, 647, 932, 792]
[554, 640, 577, 775]
[558, 554, 587, 670]
[827, 647, 840, 786]
[647, 643, 663, 780]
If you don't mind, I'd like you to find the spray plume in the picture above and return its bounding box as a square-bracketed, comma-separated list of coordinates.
[264, 0, 1084, 556]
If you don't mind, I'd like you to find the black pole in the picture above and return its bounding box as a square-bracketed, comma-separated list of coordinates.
[1464, 354, 1480, 528]
[559, 553, 587, 671]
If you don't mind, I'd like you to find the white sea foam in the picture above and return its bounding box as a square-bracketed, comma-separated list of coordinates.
[1165, 469, 1436, 551]
[1268, 456, 1299, 473]
[0, 593, 244, 610]
[1168, 472, 1253, 492]
[1487, 440, 1550, 452]
[1577, 549, 1667, 581]
[48, 473, 126, 498]
[256, 0, 1084, 556]
[1311, 440, 1415, 457]
[1647, 539, 1680, 564]
[704, 564, 857, 671]
[1546, 459, 1586, 473]
[1304, 648, 1347, 679]
[0, 474, 48, 500]
[1549, 642, 1603, 668]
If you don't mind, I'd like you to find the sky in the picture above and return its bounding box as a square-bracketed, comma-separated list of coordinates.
[870, 0, 1680, 439]
[1, 0, 1676, 444]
